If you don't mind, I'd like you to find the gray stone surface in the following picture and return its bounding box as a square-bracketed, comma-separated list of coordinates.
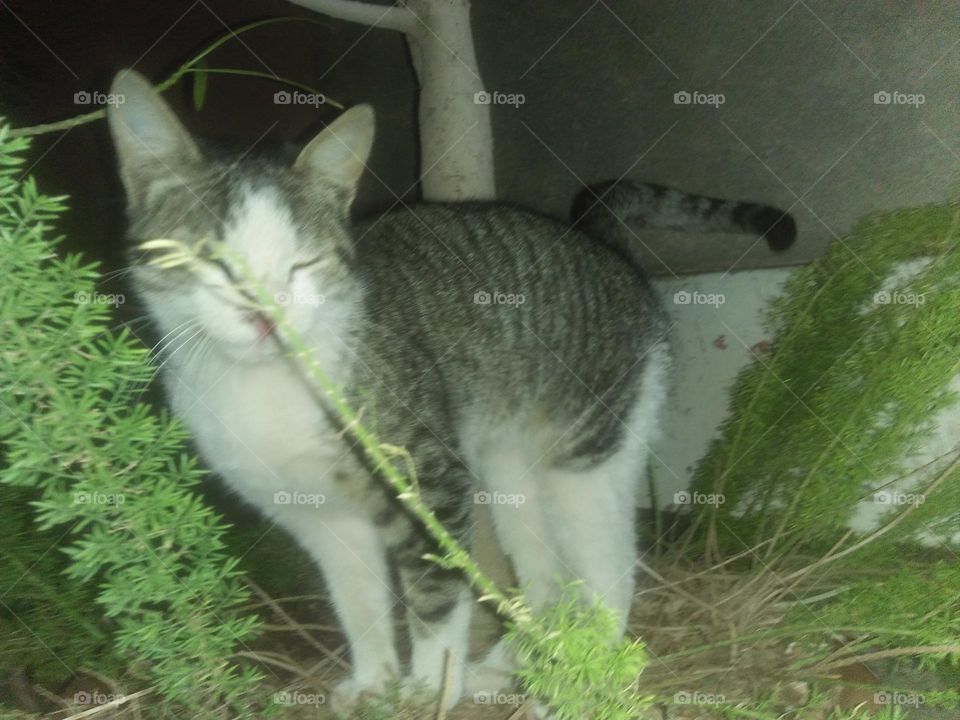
[468, 1, 960, 275]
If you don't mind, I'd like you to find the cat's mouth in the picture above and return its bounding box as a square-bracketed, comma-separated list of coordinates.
[245, 311, 277, 342]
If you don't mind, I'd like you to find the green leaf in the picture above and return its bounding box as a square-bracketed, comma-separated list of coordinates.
[192, 60, 208, 110]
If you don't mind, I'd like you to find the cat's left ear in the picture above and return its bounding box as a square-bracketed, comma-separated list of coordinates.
[107, 69, 201, 203]
[294, 105, 374, 204]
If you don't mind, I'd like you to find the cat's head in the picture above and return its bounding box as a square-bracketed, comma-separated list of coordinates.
[107, 69, 373, 361]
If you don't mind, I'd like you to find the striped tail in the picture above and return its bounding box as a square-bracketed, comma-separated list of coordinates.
[571, 180, 797, 256]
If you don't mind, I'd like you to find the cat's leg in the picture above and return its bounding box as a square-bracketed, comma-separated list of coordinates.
[467, 361, 663, 693]
[398, 558, 473, 704]
[539, 344, 668, 631]
[539, 454, 644, 633]
[464, 468, 567, 695]
[273, 504, 399, 700]
[386, 463, 475, 708]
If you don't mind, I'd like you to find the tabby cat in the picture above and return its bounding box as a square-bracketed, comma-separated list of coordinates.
[107, 69, 794, 708]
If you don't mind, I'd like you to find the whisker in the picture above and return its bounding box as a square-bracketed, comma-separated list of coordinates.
[151, 321, 196, 360]
[154, 326, 205, 379]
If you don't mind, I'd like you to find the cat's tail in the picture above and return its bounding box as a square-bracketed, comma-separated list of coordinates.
[570, 180, 796, 254]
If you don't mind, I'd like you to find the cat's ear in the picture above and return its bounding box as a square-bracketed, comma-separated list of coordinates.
[107, 69, 201, 201]
[294, 105, 374, 204]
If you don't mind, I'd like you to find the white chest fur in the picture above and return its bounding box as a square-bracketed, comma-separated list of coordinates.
[164, 343, 357, 513]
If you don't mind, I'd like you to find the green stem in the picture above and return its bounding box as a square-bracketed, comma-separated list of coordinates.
[179, 67, 344, 109]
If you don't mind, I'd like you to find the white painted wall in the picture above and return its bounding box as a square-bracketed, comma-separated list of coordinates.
[649, 267, 959, 546]
[646, 268, 791, 508]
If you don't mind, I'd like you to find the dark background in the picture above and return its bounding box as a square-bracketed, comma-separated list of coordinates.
[4, 1, 960, 280]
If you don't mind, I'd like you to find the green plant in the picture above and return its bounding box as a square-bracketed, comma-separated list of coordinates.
[667, 201, 960, 714]
[0, 125, 262, 717]
[693, 204, 960, 560]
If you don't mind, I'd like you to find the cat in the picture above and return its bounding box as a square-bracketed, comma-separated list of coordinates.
[106, 69, 794, 710]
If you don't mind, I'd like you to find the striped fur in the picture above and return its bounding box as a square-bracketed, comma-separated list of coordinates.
[571, 179, 797, 261]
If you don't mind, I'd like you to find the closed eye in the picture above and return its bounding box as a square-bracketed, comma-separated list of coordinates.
[289, 256, 327, 278]
[211, 258, 237, 282]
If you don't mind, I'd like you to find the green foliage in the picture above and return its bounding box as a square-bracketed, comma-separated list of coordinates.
[811, 556, 960, 664]
[682, 199, 960, 711]
[192, 60, 209, 110]
[0, 125, 261, 716]
[692, 202, 960, 555]
[508, 588, 651, 720]
[0, 486, 112, 687]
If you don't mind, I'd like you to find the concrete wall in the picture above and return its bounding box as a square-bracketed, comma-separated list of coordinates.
[649, 268, 791, 506]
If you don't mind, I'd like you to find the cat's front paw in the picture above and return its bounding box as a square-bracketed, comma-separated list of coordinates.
[464, 641, 556, 718]
[463, 638, 517, 696]
[330, 676, 393, 713]
[402, 665, 465, 710]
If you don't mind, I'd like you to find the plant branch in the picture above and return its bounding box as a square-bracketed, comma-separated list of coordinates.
[782, 450, 960, 584]
[9, 16, 333, 138]
[285, 0, 417, 34]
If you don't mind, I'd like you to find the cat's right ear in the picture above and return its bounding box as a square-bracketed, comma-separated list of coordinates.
[107, 69, 201, 203]
[294, 105, 375, 205]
